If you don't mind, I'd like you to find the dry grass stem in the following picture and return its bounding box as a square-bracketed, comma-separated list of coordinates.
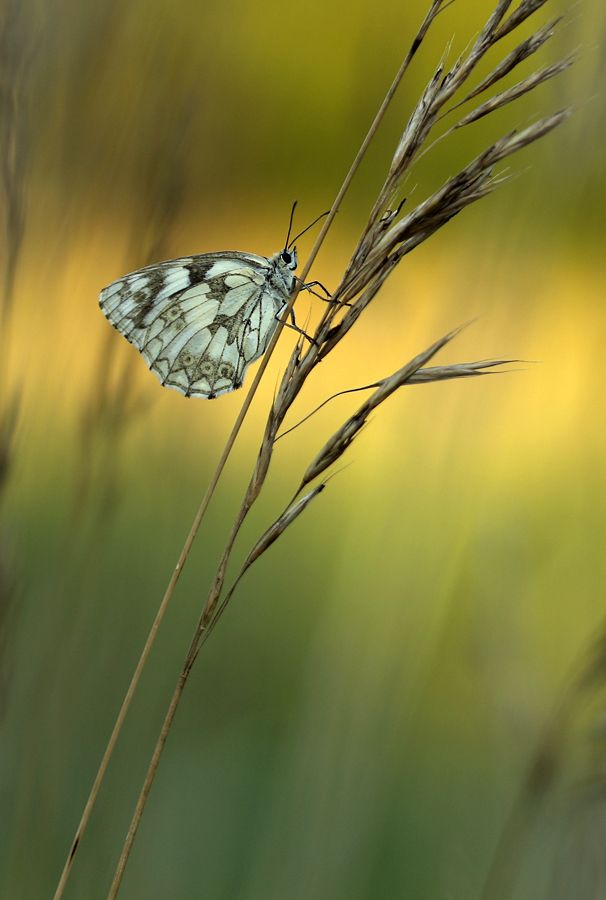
[0, 0, 28, 319]
[196, 483, 328, 651]
[481, 621, 606, 900]
[0, 0, 28, 496]
[0, 0, 26, 745]
[95, 0, 575, 895]
[58, 6, 452, 898]
[75, 93, 199, 521]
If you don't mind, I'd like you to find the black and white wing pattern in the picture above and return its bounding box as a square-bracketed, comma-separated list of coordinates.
[99, 248, 298, 399]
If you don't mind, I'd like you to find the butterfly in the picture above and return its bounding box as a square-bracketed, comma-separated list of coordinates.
[99, 246, 300, 399]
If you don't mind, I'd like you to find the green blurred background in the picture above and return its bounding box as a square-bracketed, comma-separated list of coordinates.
[1, 0, 606, 897]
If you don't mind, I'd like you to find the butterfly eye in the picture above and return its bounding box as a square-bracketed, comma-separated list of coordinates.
[281, 250, 293, 265]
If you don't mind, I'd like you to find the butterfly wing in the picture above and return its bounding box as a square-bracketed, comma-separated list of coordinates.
[99, 252, 290, 399]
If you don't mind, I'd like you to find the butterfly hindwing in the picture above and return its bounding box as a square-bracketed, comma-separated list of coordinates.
[99, 250, 297, 399]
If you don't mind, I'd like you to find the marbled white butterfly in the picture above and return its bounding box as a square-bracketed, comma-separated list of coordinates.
[99, 245, 299, 399]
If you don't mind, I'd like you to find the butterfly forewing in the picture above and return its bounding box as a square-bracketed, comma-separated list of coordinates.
[99, 249, 297, 399]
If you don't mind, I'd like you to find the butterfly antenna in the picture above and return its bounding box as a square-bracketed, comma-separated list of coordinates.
[288, 210, 331, 249]
[285, 201, 298, 249]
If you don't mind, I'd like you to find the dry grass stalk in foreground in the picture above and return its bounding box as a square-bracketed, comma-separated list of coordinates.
[0, 0, 28, 722]
[100, 1, 573, 896]
[480, 619, 606, 900]
[0, 0, 28, 320]
[0, 0, 28, 488]
[54, 4, 451, 897]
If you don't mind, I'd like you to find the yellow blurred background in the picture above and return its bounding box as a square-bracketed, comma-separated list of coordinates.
[2, 0, 606, 897]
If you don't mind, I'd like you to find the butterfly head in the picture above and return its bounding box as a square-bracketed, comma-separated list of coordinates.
[279, 246, 298, 272]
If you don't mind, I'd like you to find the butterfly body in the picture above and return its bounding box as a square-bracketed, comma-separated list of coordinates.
[99, 248, 298, 398]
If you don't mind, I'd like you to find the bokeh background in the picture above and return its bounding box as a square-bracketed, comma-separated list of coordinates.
[1, 0, 605, 897]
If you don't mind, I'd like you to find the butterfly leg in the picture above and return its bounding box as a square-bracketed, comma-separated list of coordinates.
[277, 309, 318, 345]
[296, 277, 332, 300]
[295, 277, 352, 308]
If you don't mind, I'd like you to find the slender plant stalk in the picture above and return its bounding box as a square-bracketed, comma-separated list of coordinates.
[52, 5, 451, 899]
[53, 325, 319, 900]
[0, 0, 28, 486]
[0, 0, 26, 798]
[103, 0, 573, 894]
[479, 619, 606, 900]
